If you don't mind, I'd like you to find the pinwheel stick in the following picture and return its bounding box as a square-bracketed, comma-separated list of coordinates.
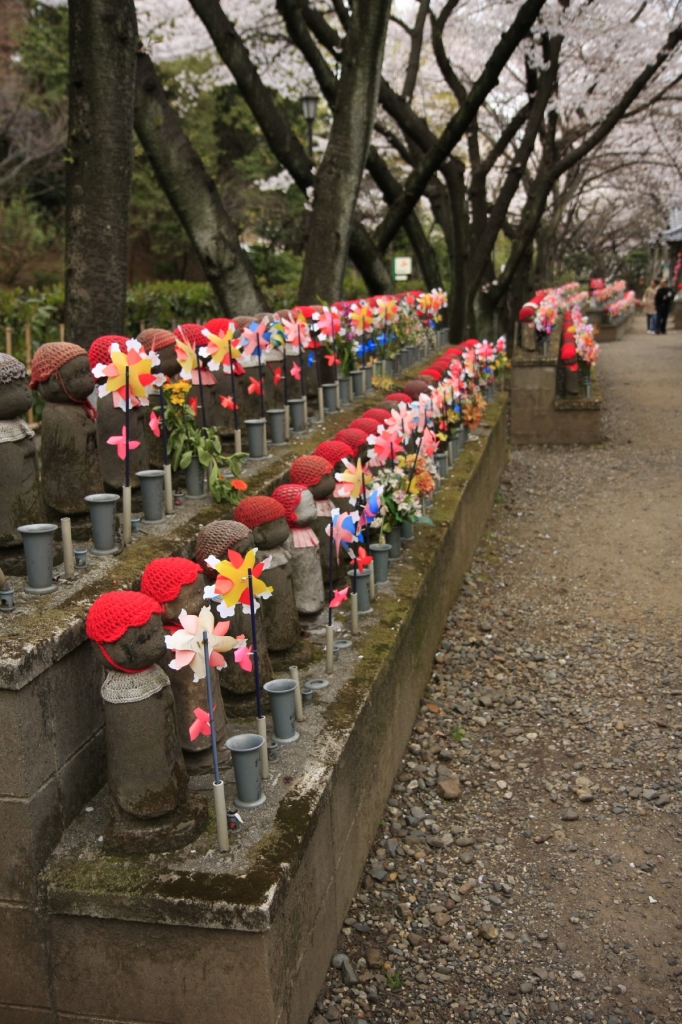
[256, 344, 265, 418]
[203, 630, 230, 852]
[122, 367, 132, 545]
[406, 428, 425, 495]
[229, 347, 240, 432]
[247, 568, 263, 718]
[195, 342, 208, 429]
[296, 324, 306, 399]
[158, 385, 173, 516]
[124, 366, 130, 489]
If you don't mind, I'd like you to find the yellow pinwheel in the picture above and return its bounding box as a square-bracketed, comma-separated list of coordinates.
[203, 547, 273, 618]
[200, 326, 243, 373]
[97, 339, 163, 410]
[175, 335, 198, 381]
[334, 457, 373, 506]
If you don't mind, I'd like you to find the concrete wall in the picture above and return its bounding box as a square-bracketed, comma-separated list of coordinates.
[38, 405, 507, 1024]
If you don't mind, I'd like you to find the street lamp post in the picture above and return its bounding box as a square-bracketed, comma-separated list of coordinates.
[301, 94, 319, 160]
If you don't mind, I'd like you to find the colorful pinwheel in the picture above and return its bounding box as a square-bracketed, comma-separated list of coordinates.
[107, 426, 140, 461]
[326, 507, 359, 561]
[204, 548, 273, 618]
[164, 605, 243, 682]
[334, 457, 373, 505]
[200, 325, 244, 374]
[95, 339, 164, 410]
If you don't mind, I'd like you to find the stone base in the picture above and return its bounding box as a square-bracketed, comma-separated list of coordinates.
[104, 791, 208, 855]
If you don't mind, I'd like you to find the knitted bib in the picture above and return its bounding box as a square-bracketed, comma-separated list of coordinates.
[334, 428, 368, 455]
[271, 483, 307, 525]
[101, 664, 169, 704]
[138, 328, 176, 351]
[88, 335, 128, 370]
[234, 495, 286, 529]
[314, 439, 353, 466]
[289, 455, 332, 487]
[195, 520, 251, 579]
[29, 343, 86, 389]
[140, 557, 203, 604]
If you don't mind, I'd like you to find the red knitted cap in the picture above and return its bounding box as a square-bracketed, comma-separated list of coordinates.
[234, 495, 286, 529]
[386, 392, 412, 402]
[29, 343, 88, 389]
[314, 440, 353, 466]
[290, 455, 333, 487]
[204, 318, 233, 335]
[195, 520, 251, 579]
[420, 369, 441, 381]
[89, 335, 128, 370]
[334, 428, 368, 455]
[363, 408, 388, 422]
[349, 417, 378, 436]
[140, 557, 203, 604]
[272, 483, 307, 525]
[174, 323, 205, 347]
[85, 590, 163, 644]
[138, 328, 176, 351]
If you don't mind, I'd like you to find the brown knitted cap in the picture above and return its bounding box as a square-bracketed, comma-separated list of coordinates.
[195, 520, 251, 579]
[138, 328, 177, 351]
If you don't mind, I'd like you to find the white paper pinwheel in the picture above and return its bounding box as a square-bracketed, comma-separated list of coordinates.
[164, 605, 241, 682]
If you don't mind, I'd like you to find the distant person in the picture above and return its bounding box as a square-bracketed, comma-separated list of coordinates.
[643, 278, 658, 333]
[655, 279, 674, 335]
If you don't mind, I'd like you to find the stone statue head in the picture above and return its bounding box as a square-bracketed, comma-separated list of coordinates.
[86, 590, 167, 672]
[0, 354, 32, 419]
[30, 343, 95, 403]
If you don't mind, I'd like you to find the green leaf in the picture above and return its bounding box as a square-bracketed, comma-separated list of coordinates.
[179, 450, 192, 470]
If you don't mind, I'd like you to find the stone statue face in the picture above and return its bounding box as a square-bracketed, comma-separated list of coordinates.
[162, 575, 206, 622]
[38, 354, 95, 403]
[309, 472, 335, 500]
[0, 377, 32, 419]
[293, 488, 317, 526]
[96, 613, 167, 671]
[155, 345, 181, 377]
[252, 515, 290, 549]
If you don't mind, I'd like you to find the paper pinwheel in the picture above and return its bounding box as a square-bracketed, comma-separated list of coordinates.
[326, 507, 359, 561]
[421, 426, 439, 458]
[200, 325, 244, 374]
[374, 295, 398, 325]
[329, 587, 350, 608]
[175, 333, 216, 386]
[95, 339, 164, 411]
[189, 707, 212, 742]
[282, 313, 305, 350]
[334, 457, 373, 505]
[367, 425, 404, 467]
[350, 546, 373, 572]
[164, 605, 242, 682]
[107, 426, 140, 461]
[204, 548, 273, 618]
[234, 643, 253, 672]
[324, 352, 340, 368]
[312, 306, 341, 340]
[359, 485, 383, 529]
[271, 365, 283, 386]
[349, 302, 374, 336]
[240, 320, 270, 359]
[247, 376, 263, 395]
[290, 362, 302, 380]
[149, 410, 161, 438]
[385, 403, 414, 439]
[220, 394, 238, 410]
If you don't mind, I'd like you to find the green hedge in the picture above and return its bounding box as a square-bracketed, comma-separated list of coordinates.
[0, 282, 221, 360]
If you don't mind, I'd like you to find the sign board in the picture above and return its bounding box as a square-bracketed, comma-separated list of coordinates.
[393, 256, 413, 281]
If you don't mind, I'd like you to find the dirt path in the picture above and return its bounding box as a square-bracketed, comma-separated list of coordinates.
[308, 320, 682, 1024]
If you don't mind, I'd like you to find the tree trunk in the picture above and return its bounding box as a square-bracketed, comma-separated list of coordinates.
[134, 53, 264, 317]
[64, 0, 137, 347]
[298, 0, 392, 302]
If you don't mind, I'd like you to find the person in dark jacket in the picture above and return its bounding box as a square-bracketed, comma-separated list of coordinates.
[655, 279, 674, 334]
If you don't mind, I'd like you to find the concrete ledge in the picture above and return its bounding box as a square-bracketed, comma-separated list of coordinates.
[593, 310, 634, 342]
[39, 398, 509, 1024]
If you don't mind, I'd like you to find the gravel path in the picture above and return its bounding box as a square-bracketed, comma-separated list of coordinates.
[309, 322, 682, 1024]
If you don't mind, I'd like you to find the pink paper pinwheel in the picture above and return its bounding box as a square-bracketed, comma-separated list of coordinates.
[312, 306, 341, 341]
[189, 707, 212, 742]
[350, 546, 373, 572]
[107, 426, 140, 461]
[240, 319, 270, 359]
[367, 425, 404, 467]
[220, 394, 238, 410]
[247, 376, 263, 395]
[421, 426, 439, 458]
[329, 586, 349, 608]
[385, 403, 414, 439]
[165, 605, 241, 682]
[234, 643, 253, 672]
[324, 352, 340, 368]
[149, 410, 161, 438]
[290, 362, 302, 380]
